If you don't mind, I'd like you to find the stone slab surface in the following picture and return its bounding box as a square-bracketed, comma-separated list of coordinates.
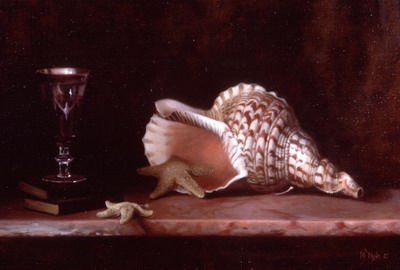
[1, 189, 399, 237]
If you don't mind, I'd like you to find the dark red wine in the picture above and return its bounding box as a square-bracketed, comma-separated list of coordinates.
[37, 68, 89, 143]
[52, 82, 85, 143]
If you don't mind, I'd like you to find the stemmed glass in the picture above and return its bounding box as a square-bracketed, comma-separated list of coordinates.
[36, 67, 90, 183]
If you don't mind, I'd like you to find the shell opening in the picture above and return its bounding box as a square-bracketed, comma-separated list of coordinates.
[338, 171, 364, 199]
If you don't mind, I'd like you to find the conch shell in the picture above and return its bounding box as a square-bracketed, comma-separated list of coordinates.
[143, 83, 363, 198]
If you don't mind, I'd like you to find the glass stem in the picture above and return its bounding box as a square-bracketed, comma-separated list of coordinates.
[55, 143, 74, 178]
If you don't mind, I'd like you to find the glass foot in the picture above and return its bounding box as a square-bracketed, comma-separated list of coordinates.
[42, 174, 86, 183]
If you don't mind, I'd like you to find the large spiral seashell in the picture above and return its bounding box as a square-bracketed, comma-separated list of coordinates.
[143, 83, 363, 198]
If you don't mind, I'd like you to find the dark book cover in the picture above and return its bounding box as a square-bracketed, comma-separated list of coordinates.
[23, 195, 104, 215]
[18, 178, 103, 201]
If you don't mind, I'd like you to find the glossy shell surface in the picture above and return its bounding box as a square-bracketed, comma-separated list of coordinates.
[143, 83, 363, 198]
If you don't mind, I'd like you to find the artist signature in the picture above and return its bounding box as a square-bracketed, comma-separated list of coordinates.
[359, 248, 390, 263]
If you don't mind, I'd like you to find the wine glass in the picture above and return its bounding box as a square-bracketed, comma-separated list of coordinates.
[36, 67, 90, 183]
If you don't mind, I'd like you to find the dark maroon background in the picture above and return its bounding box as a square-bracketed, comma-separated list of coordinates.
[1, 0, 400, 193]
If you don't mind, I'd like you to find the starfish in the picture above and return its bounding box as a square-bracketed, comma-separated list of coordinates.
[137, 157, 214, 199]
[96, 201, 153, 224]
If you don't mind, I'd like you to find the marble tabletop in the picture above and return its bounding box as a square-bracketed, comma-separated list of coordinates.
[1, 188, 399, 237]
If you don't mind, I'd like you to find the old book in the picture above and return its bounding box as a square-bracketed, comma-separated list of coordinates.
[18, 178, 101, 201]
[23, 196, 104, 215]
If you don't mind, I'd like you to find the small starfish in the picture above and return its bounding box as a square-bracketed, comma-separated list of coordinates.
[96, 201, 153, 224]
[137, 157, 214, 199]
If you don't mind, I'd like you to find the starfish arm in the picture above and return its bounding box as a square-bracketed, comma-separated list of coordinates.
[119, 206, 134, 224]
[176, 173, 205, 198]
[136, 164, 163, 177]
[96, 207, 120, 218]
[105, 200, 116, 208]
[97, 201, 122, 218]
[189, 164, 214, 176]
[133, 204, 154, 217]
[149, 176, 175, 199]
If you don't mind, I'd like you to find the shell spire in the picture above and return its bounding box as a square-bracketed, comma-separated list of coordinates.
[283, 129, 363, 198]
[142, 83, 363, 198]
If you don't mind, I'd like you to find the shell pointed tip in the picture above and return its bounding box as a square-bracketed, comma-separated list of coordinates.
[354, 187, 364, 199]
